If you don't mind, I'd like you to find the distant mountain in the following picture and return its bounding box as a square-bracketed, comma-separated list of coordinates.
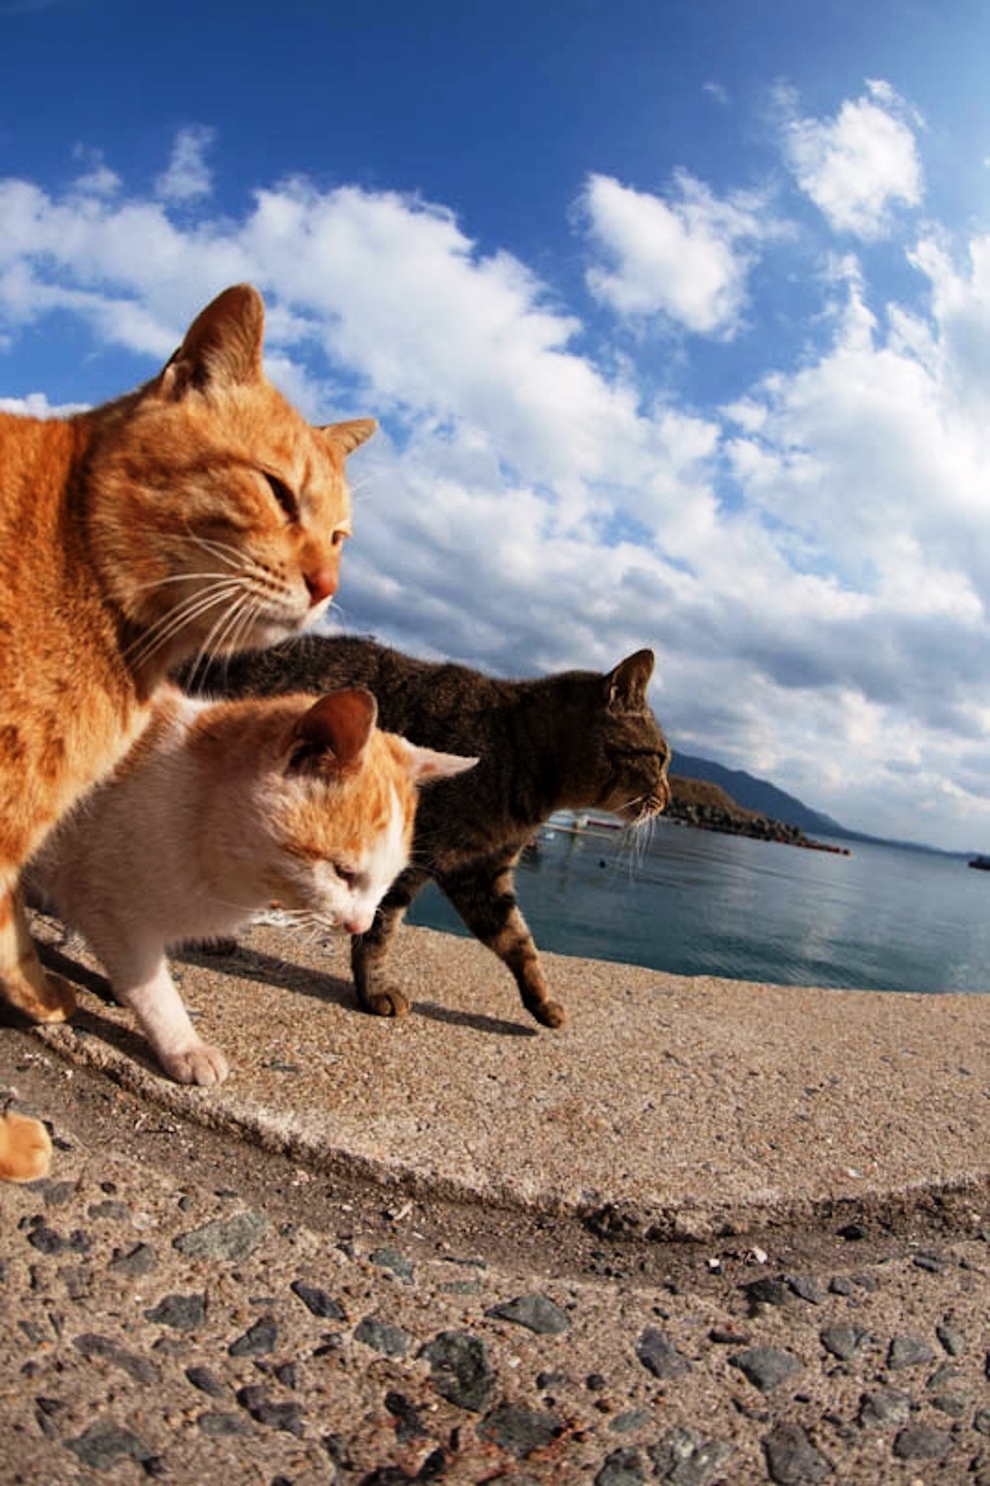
[670, 750, 848, 837]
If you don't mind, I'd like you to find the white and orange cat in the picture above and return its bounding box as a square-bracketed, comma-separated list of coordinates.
[0, 283, 375, 1177]
[27, 686, 475, 1086]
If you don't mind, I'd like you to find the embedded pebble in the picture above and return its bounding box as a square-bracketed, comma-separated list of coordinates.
[635, 1327, 692, 1380]
[369, 1245, 415, 1284]
[858, 1386, 911, 1428]
[819, 1324, 870, 1361]
[648, 1426, 733, 1483]
[762, 1421, 832, 1484]
[730, 1346, 802, 1393]
[420, 1330, 496, 1412]
[109, 1242, 156, 1277]
[65, 1419, 154, 1470]
[228, 1313, 278, 1356]
[595, 1446, 646, 1485]
[235, 1384, 305, 1436]
[887, 1333, 935, 1369]
[486, 1292, 571, 1335]
[143, 1293, 206, 1330]
[289, 1278, 345, 1318]
[891, 1423, 952, 1459]
[354, 1315, 413, 1357]
[478, 1401, 562, 1458]
[173, 1209, 270, 1262]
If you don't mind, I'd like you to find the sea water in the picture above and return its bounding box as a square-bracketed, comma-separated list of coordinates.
[407, 817, 990, 994]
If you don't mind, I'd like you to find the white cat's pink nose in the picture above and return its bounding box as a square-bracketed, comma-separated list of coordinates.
[343, 913, 373, 936]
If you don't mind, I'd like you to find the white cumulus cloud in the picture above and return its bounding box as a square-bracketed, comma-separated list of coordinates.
[582, 171, 774, 336]
[781, 79, 923, 239]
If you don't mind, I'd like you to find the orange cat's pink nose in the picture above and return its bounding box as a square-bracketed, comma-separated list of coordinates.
[304, 566, 337, 607]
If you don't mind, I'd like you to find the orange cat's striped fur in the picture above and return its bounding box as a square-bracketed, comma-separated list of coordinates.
[0, 284, 375, 1178]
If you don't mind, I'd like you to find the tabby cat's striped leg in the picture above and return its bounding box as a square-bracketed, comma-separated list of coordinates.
[0, 1111, 52, 1182]
[437, 857, 566, 1029]
[0, 876, 76, 1022]
[350, 867, 430, 1018]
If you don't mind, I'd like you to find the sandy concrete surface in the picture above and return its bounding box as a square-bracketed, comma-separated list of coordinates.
[1, 912, 988, 1484]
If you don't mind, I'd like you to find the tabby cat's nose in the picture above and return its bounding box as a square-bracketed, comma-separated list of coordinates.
[304, 565, 337, 606]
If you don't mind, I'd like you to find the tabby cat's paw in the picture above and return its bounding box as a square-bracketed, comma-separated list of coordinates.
[361, 985, 411, 1019]
[0, 1112, 53, 1182]
[1, 970, 78, 1024]
[533, 998, 566, 1029]
[160, 1044, 229, 1086]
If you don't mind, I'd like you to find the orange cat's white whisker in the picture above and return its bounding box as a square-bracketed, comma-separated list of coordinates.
[127, 570, 236, 596]
[124, 581, 245, 671]
[178, 532, 273, 586]
[193, 592, 262, 675]
[124, 582, 243, 666]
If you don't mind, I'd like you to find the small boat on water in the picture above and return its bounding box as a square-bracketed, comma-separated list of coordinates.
[968, 854, 990, 871]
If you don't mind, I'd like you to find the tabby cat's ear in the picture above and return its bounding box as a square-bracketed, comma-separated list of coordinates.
[319, 418, 378, 457]
[402, 745, 479, 786]
[606, 649, 655, 709]
[286, 688, 378, 775]
[157, 284, 266, 401]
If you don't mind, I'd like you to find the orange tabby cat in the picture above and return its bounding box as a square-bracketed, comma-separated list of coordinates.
[0, 1108, 52, 1182]
[0, 283, 375, 1178]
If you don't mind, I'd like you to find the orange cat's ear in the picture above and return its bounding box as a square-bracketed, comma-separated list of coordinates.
[157, 284, 265, 401]
[319, 418, 378, 456]
[286, 688, 378, 774]
[606, 649, 655, 710]
[402, 745, 478, 786]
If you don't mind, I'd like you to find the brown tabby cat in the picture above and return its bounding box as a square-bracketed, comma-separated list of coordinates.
[0, 284, 374, 1178]
[28, 685, 474, 1085]
[182, 635, 670, 1028]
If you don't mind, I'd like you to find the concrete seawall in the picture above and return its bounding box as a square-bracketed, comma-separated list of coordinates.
[29, 912, 990, 1238]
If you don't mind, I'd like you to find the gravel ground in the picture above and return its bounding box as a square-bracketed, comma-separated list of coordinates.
[1, 918, 989, 1483]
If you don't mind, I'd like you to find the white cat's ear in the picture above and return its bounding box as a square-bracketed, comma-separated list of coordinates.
[286, 688, 378, 774]
[319, 419, 378, 456]
[157, 284, 265, 401]
[403, 746, 478, 786]
[606, 649, 655, 709]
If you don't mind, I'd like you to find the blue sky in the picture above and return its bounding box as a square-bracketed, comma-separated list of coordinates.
[4, 0, 990, 850]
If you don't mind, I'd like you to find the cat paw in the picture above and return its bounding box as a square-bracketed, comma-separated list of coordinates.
[0, 971, 77, 1024]
[361, 985, 411, 1019]
[160, 1044, 229, 1086]
[532, 998, 567, 1029]
[0, 1113, 53, 1182]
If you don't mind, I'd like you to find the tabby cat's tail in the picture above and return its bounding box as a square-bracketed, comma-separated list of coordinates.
[0, 1111, 52, 1182]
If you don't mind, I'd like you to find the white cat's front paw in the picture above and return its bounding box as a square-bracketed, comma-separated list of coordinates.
[160, 1043, 229, 1086]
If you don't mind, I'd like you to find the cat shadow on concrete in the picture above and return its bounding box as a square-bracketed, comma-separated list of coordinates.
[414, 1001, 537, 1038]
[24, 934, 537, 1043]
[171, 939, 354, 1009]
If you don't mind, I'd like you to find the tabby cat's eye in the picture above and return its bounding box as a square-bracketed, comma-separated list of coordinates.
[263, 471, 299, 523]
[332, 861, 357, 888]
